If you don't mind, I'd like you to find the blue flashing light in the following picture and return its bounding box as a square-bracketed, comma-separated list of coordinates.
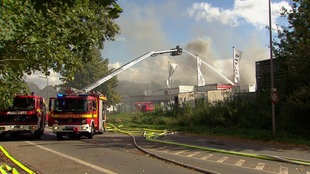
[57, 93, 64, 97]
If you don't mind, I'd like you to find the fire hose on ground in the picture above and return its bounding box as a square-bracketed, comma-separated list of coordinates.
[107, 123, 310, 169]
[107, 123, 218, 174]
[0, 124, 309, 174]
[0, 146, 36, 174]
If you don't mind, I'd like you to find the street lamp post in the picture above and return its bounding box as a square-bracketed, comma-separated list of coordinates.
[38, 75, 49, 102]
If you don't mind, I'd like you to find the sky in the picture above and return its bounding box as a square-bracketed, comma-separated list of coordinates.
[27, 0, 291, 89]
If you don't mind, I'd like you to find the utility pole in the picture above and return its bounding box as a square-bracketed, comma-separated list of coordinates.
[268, 0, 276, 133]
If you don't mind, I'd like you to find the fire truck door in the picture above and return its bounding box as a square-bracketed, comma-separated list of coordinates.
[98, 99, 103, 131]
[49, 97, 56, 112]
[48, 97, 56, 126]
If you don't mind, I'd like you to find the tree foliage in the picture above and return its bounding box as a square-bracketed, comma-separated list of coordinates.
[61, 48, 121, 106]
[0, 0, 122, 109]
[273, 0, 310, 132]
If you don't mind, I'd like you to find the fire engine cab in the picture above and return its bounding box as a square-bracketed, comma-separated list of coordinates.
[0, 94, 46, 139]
[49, 87, 107, 140]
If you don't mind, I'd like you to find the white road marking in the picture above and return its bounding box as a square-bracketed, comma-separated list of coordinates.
[235, 159, 245, 166]
[217, 156, 228, 163]
[25, 141, 117, 174]
[157, 146, 169, 150]
[279, 167, 288, 174]
[155, 146, 170, 153]
[186, 152, 200, 157]
[255, 163, 265, 170]
[174, 150, 187, 155]
[161, 150, 169, 153]
[201, 154, 214, 160]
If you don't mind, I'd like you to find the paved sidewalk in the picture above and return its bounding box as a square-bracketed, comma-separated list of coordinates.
[157, 133, 310, 162]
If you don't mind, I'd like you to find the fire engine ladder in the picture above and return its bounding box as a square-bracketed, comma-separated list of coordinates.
[82, 46, 183, 92]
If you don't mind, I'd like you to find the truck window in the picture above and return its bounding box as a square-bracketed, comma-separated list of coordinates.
[55, 99, 88, 112]
[12, 98, 35, 110]
[92, 100, 97, 111]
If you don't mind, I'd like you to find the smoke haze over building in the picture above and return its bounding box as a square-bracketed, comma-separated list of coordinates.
[27, 0, 290, 90]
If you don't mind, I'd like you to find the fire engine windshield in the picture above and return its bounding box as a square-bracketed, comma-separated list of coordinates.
[55, 99, 88, 112]
[12, 98, 35, 111]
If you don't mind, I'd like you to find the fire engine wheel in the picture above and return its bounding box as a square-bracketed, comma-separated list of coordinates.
[87, 125, 94, 139]
[75, 134, 81, 140]
[56, 133, 63, 140]
[34, 130, 44, 139]
[0, 133, 5, 140]
[34, 120, 45, 139]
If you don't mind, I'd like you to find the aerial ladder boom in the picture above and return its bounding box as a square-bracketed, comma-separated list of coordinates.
[82, 46, 182, 92]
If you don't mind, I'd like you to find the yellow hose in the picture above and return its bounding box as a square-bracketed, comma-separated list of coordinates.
[0, 146, 36, 174]
[107, 123, 310, 166]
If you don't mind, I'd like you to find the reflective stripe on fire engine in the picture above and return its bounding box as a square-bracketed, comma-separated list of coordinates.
[51, 114, 97, 118]
[99, 96, 107, 100]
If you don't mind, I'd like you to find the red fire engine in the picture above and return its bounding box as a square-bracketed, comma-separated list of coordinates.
[0, 94, 46, 139]
[48, 87, 107, 140]
[47, 46, 182, 140]
[134, 102, 155, 112]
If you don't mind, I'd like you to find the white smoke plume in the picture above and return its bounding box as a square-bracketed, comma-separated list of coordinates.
[117, 36, 268, 87]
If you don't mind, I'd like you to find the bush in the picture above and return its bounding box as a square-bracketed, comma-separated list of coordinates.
[108, 95, 309, 145]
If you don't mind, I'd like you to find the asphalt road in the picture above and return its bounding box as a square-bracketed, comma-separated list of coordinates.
[0, 128, 309, 174]
[0, 130, 202, 174]
[142, 133, 310, 174]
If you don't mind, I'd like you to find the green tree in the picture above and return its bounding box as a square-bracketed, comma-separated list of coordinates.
[61, 48, 121, 107]
[0, 66, 29, 108]
[274, 0, 310, 133]
[0, 0, 122, 109]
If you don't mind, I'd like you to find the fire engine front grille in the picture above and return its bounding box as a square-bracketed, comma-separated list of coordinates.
[56, 118, 85, 125]
[0, 115, 38, 124]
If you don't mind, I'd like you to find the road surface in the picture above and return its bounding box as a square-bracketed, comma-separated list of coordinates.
[0, 128, 309, 174]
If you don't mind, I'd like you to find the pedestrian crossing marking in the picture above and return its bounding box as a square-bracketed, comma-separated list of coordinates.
[279, 167, 288, 174]
[174, 150, 187, 155]
[186, 152, 200, 157]
[235, 159, 245, 166]
[157, 146, 169, 150]
[255, 163, 265, 170]
[201, 154, 214, 160]
[217, 156, 228, 163]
